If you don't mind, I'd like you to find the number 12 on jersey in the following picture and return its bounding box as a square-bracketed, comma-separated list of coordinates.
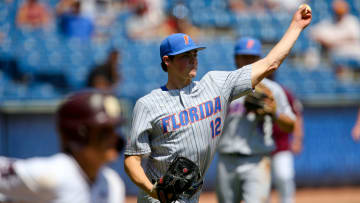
[210, 117, 222, 138]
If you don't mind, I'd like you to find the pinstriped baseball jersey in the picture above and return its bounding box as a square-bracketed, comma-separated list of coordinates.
[217, 78, 296, 155]
[125, 65, 252, 200]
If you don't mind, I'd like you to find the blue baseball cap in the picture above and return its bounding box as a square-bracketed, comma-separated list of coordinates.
[234, 37, 262, 56]
[160, 33, 206, 59]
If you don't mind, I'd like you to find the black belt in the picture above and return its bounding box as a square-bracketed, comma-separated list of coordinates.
[221, 153, 251, 157]
[221, 153, 270, 158]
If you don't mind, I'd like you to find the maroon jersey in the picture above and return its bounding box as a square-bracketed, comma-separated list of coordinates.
[272, 87, 302, 154]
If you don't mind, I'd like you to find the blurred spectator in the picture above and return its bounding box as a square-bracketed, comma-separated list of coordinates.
[125, 0, 165, 40]
[57, 0, 94, 40]
[0, 58, 28, 83]
[352, 108, 360, 141]
[229, 0, 268, 13]
[81, 0, 120, 42]
[310, 0, 360, 57]
[229, 0, 305, 14]
[16, 0, 51, 29]
[266, 0, 305, 12]
[309, 0, 360, 79]
[81, 0, 117, 22]
[56, 0, 76, 14]
[0, 32, 29, 83]
[87, 49, 121, 91]
[228, 0, 247, 13]
[159, 2, 201, 40]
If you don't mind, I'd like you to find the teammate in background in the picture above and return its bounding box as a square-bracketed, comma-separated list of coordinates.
[0, 90, 125, 203]
[215, 37, 296, 203]
[124, 7, 311, 203]
[270, 84, 304, 203]
[351, 108, 360, 141]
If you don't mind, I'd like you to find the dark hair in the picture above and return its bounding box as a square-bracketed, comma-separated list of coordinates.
[161, 55, 175, 72]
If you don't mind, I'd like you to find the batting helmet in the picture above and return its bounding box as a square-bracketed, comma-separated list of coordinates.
[56, 90, 125, 152]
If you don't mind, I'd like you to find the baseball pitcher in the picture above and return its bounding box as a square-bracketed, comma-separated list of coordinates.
[124, 6, 312, 203]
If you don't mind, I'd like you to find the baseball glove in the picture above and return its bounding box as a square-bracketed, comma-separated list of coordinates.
[244, 83, 276, 116]
[154, 156, 202, 203]
[244, 91, 268, 111]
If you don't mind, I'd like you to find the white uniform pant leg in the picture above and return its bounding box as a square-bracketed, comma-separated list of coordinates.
[216, 155, 242, 203]
[272, 151, 295, 203]
[242, 157, 272, 203]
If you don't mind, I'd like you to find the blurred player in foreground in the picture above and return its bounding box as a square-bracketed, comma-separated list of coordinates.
[124, 6, 311, 203]
[0, 90, 125, 203]
[270, 84, 304, 203]
[216, 37, 296, 203]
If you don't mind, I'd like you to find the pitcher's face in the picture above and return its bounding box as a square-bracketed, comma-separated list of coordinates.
[171, 50, 198, 79]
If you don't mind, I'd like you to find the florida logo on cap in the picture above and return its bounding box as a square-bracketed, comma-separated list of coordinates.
[184, 35, 189, 45]
[246, 39, 255, 49]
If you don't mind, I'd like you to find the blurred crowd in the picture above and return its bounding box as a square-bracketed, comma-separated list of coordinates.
[0, 0, 360, 94]
[12, 0, 203, 41]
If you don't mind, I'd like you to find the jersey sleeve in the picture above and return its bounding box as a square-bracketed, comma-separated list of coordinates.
[273, 85, 296, 121]
[284, 88, 303, 116]
[124, 100, 152, 155]
[0, 157, 55, 201]
[0, 157, 24, 198]
[292, 98, 303, 116]
[205, 65, 252, 103]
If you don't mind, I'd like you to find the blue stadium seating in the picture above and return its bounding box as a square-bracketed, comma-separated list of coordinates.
[0, 0, 360, 102]
[333, 56, 360, 70]
[26, 83, 61, 100]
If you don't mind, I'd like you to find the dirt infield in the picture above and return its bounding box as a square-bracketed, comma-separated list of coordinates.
[125, 187, 360, 203]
